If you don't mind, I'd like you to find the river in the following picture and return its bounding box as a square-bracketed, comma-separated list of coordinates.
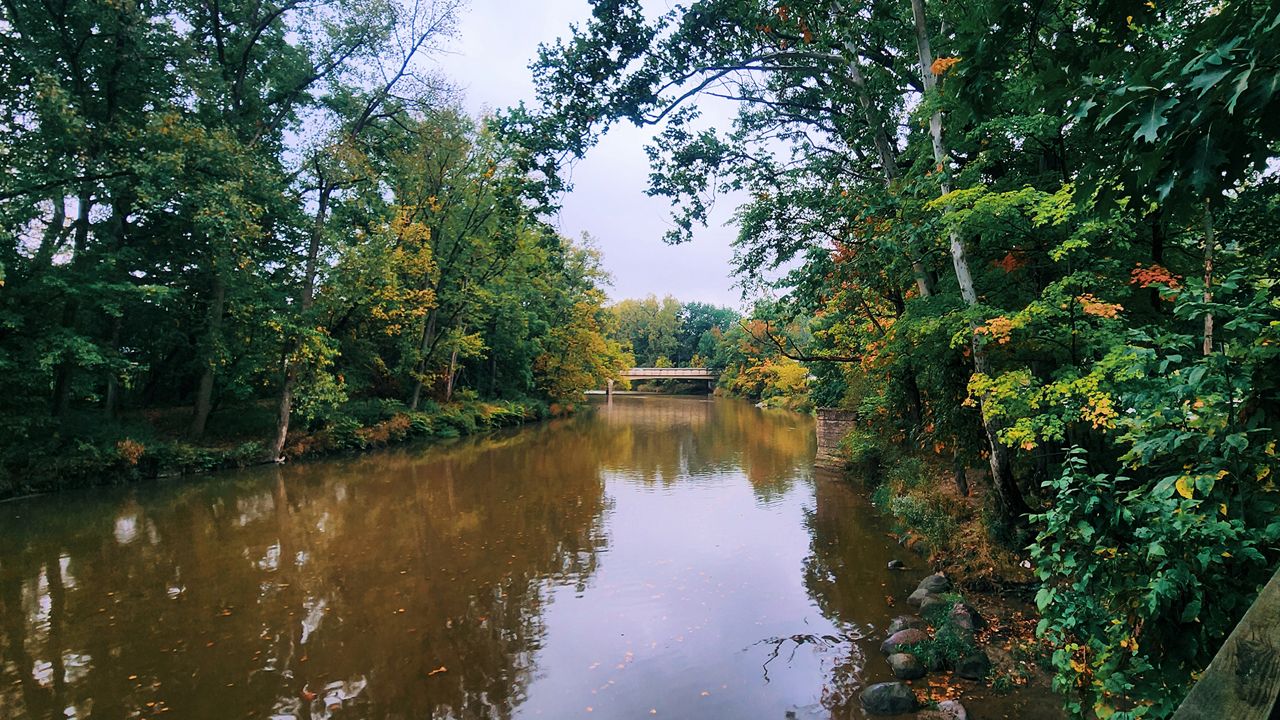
[0, 396, 1057, 719]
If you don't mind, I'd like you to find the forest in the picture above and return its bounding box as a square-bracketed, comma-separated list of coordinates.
[526, 0, 1280, 717]
[0, 0, 630, 495]
[2, 0, 1280, 716]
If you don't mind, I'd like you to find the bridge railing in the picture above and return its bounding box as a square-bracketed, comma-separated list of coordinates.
[622, 367, 718, 377]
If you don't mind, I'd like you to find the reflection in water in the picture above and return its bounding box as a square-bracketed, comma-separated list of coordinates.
[0, 396, 1054, 719]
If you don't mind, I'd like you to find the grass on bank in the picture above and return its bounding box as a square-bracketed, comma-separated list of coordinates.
[841, 428, 1034, 587]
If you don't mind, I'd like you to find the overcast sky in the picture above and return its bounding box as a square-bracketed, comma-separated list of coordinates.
[430, 1, 746, 308]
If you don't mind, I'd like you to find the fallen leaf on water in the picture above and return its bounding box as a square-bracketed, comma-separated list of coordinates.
[427, 666, 447, 676]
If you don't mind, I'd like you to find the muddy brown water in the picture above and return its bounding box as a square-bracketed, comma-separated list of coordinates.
[0, 396, 1059, 719]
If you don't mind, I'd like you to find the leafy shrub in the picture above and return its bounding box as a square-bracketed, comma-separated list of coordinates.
[323, 416, 365, 449]
[1029, 294, 1280, 720]
[1033, 449, 1276, 719]
[838, 428, 884, 470]
[342, 398, 409, 426]
[889, 494, 958, 550]
[903, 593, 980, 669]
[407, 412, 433, 435]
[885, 456, 928, 492]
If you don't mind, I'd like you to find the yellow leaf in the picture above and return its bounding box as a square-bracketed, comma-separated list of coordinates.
[1176, 476, 1194, 499]
[1220, 503, 1228, 516]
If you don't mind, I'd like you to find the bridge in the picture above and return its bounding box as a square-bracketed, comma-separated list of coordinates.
[606, 367, 719, 397]
[623, 367, 717, 380]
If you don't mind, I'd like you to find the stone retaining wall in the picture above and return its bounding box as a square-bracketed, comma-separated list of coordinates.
[815, 407, 859, 468]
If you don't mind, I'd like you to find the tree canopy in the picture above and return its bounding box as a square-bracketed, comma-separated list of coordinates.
[0, 0, 628, 492]
[530, 1, 1280, 716]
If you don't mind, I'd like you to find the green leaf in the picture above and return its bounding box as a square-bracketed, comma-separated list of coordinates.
[1132, 97, 1177, 144]
[1189, 67, 1231, 98]
[1227, 66, 1254, 113]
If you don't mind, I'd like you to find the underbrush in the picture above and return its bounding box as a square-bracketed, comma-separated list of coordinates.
[0, 397, 550, 499]
[902, 593, 982, 669]
[856, 440, 1033, 587]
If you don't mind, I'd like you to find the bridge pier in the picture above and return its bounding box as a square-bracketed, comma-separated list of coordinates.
[606, 379, 614, 400]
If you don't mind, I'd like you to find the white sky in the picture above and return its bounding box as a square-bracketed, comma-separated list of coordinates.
[430, 0, 745, 308]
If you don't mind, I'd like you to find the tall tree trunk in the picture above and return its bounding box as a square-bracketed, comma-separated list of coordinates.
[269, 360, 295, 461]
[445, 343, 460, 403]
[51, 185, 93, 417]
[903, 362, 924, 427]
[102, 192, 131, 420]
[911, 0, 1028, 521]
[409, 308, 439, 411]
[268, 183, 331, 461]
[952, 450, 970, 497]
[489, 339, 498, 396]
[189, 273, 226, 439]
[1202, 201, 1215, 356]
[104, 316, 123, 420]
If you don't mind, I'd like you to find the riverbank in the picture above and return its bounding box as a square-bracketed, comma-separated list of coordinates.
[831, 438, 1063, 715]
[861, 568, 1060, 718]
[0, 397, 561, 501]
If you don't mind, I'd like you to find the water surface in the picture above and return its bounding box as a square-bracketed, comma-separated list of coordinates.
[1, 396, 1054, 718]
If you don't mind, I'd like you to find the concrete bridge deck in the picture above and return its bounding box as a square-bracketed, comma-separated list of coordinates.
[603, 368, 718, 396]
[621, 367, 718, 380]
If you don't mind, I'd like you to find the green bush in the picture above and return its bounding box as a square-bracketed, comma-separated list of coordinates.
[324, 416, 365, 449]
[888, 494, 958, 549]
[407, 412, 434, 435]
[438, 407, 478, 435]
[342, 398, 408, 426]
[885, 456, 928, 492]
[870, 483, 893, 508]
[838, 428, 884, 470]
[902, 594, 980, 669]
[1033, 448, 1276, 719]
